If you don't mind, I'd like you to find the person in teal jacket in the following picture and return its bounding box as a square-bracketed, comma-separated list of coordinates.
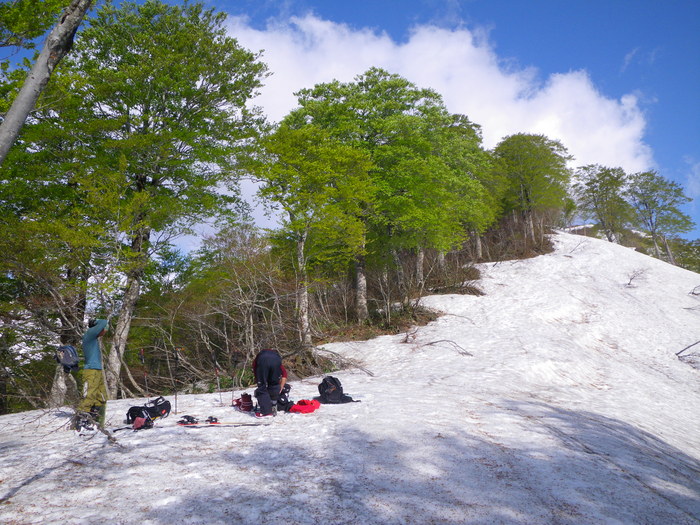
[77, 318, 108, 427]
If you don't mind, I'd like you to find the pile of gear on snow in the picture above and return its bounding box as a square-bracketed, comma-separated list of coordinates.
[72, 376, 359, 435]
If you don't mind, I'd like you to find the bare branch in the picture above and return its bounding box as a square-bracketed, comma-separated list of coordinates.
[676, 340, 700, 357]
[625, 268, 648, 287]
[313, 347, 375, 377]
[421, 339, 473, 357]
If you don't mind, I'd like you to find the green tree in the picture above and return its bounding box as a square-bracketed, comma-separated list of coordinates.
[1, 0, 268, 400]
[0, 76, 110, 407]
[573, 165, 633, 244]
[626, 170, 695, 263]
[674, 239, 700, 274]
[256, 124, 374, 345]
[434, 114, 497, 260]
[493, 133, 572, 245]
[0, 0, 94, 164]
[285, 68, 492, 320]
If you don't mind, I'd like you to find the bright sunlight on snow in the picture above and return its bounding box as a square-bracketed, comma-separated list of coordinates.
[1, 232, 698, 524]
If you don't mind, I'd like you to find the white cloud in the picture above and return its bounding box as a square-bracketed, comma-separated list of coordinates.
[621, 47, 639, 73]
[227, 14, 655, 172]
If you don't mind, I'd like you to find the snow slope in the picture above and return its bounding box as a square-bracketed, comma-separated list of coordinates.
[1, 232, 699, 525]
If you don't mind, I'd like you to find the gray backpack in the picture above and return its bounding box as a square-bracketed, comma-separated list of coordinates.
[55, 345, 79, 373]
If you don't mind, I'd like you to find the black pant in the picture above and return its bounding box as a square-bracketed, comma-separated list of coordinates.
[254, 350, 282, 415]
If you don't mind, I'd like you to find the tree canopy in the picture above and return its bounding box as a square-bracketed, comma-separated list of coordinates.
[1, 0, 268, 400]
[573, 165, 632, 243]
[0, 0, 67, 50]
[493, 133, 572, 244]
[1, 5, 697, 414]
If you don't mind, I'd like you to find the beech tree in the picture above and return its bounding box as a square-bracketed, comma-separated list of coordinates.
[494, 133, 572, 244]
[626, 170, 694, 263]
[0, 0, 93, 165]
[256, 124, 374, 345]
[432, 114, 497, 261]
[284, 68, 491, 320]
[674, 239, 700, 273]
[0, 69, 109, 408]
[573, 165, 633, 244]
[0, 0, 268, 400]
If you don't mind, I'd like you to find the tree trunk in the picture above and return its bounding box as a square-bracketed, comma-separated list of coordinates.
[298, 283, 312, 347]
[380, 266, 391, 324]
[105, 272, 142, 398]
[354, 256, 368, 323]
[392, 249, 408, 306]
[663, 236, 677, 265]
[526, 211, 536, 245]
[0, 374, 7, 415]
[651, 235, 662, 259]
[296, 233, 312, 347]
[437, 251, 446, 271]
[245, 307, 254, 355]
[48, 366, 79, 408]
[483, 238, 492, 261]
[105, 226, 150, 399]
[601, 222, 616, 243]
[473, 232, 483, 260]
[538, 215, 546, 245]
[0, 0, 93, 165]
[415, 248, 424, 288]
[121, 352, 147, 398]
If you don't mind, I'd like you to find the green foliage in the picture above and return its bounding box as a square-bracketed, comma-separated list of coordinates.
[0, 0, 268, 407]
[494, 133, 572, 215]
[573, 164, 633, 243]
[0, 0, 67, 49]
[571, 166, 694, 265]
[257, 123, 375, 275]
[674, 238, 700, 274]
[2, 0, 269, 289]
[626, 170, 694, 239]
[59, 0, 268, 236]
[0, 0, 69, 109]
[282, 67, 494, 264]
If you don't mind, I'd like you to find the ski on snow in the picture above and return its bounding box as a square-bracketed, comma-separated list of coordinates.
[175, 415, 271, 428]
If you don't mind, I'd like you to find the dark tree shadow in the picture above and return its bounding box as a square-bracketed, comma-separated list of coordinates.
[1, 400, 698, 524]
[137, 401, 700, 525]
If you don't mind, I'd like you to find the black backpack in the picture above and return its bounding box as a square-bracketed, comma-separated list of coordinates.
[277, 384, 294, 412]
[318, 376, 355, 404]
[125, 396, 171, 429]
[55, 345, 79, 373]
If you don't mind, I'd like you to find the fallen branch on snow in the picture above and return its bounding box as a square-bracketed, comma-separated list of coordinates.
[421, 339, 473, 357]
[313, 347, 375, 377]
[676, 340, 700, 357]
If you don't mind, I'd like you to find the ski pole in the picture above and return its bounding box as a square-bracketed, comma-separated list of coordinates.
[231, 370, 236, 407]
[215, 365, 222, 405]
[174, 347, 181, 415]
[139, 348, 149, 401]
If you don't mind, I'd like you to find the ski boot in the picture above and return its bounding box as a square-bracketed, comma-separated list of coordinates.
[73, 411, 96, 434]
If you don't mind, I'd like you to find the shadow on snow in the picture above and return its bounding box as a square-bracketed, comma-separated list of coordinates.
[147, 401, 700, 525]
[1, 401, 698, 524]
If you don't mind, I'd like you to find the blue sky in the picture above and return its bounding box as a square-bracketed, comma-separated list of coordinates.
[212, 0, 700, 239]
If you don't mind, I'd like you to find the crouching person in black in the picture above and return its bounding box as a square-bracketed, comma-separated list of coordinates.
[252, 348, 287, 417]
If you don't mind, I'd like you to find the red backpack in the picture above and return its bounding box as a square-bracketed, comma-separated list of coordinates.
[289, 399, 320, 414]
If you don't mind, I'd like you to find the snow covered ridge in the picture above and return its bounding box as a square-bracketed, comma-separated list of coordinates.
[1, 232, 699, 525]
